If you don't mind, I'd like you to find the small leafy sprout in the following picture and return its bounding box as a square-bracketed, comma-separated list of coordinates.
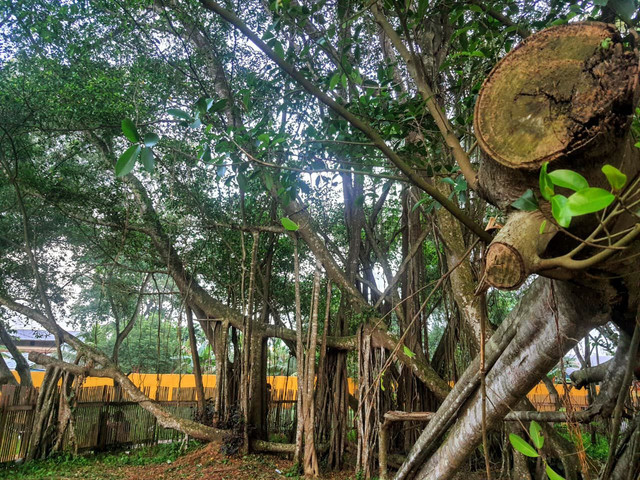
[513, 163, 620, 229]
[509, 421, 565, 480]
[601, 165, 627, 192]
[600, 37, 612, 50]
[539, 220, 547, 234]
[403, 345, 416, 359]
[281, 217, 299, 231]
[115, 119, 159, 177]
[511, 189, 538, 211]
[539, 162, 554, 201]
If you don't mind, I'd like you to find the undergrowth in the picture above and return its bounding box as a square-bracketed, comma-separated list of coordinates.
[554, 424, 609, 461]
[0, 440, 201, 479]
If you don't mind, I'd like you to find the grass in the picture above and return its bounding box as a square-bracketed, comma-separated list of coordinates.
[0, 441, 201, 479]
[553, 424, 610, 462]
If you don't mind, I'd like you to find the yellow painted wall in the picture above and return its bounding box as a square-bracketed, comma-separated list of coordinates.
[11, 371, 358, 401]
[12, 370, 583, 405]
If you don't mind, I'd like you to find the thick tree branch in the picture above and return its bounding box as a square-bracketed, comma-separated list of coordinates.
[29, 352, 226, 441]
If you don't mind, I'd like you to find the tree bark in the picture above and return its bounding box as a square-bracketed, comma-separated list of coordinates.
[395, 278, 610, 480]
[186, 307, 206, 417]
[0, 351, 17, 386]
[302, 264, 321, 477]
[26, 365, 61, 460]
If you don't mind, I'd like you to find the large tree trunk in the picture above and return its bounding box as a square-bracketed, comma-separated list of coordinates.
[390, 22, 639, 479]
[27, 366, 61, 460]
[395, 278, 611, 479]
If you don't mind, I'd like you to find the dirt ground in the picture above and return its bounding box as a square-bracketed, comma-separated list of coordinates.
[0, 441, 494, 480]
[117, 442, 351, 480]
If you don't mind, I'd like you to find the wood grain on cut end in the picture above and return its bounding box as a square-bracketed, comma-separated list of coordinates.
[484, 242, 526, 290]
[474, 22, 639, 170]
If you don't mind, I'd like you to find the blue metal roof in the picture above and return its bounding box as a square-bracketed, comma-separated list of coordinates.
[1, 329, 80, 343]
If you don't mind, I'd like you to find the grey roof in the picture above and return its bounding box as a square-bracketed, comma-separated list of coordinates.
[1, 329, 79, 343]
[13, 329, 56, 341]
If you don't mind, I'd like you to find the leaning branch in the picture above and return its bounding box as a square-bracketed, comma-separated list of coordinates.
[370, 4, 479, 191]
[29, 352, 226, 441]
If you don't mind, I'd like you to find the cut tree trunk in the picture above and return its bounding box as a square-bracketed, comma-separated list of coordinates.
[476, 22, 640, 291]
[475, 22, 639, 209]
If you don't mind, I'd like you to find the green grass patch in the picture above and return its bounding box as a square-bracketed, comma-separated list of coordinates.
[0, 441, 201, 479]
[553, 424, 609, 462]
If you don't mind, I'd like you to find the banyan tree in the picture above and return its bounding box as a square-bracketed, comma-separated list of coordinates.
[0, 1, 639, 479]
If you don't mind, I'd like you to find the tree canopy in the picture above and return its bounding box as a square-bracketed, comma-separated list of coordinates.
[1, 1, 639, 479]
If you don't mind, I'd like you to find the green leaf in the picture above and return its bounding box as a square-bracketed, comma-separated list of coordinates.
[272, 40, 285, 59]
[141, 147, 155, 173]
[601, 165, 627, 191]
[529, 421, 544, 450]
[210, 99, 228, 113]
[566, 188, 615, 216]
[511, 189, 539, 211]
[539, 162, 554, 201]
[403, 345, 416, 359]
[441, 177, 456, 186]
[264, 172, 274, 192]
[115, 145, 141, 177]
[189, 114, 202, 129]
[539, 220, 547, 235]
[121, 119, 140, 143]
[548, 169, 588, 191]
[199, 144, 212, 163]
[551, 194, 572, 228]
[545, 464, 566, 480]
[281, 217, 299, 231]
[412, 196, 432, 213]
[329, 72, 341, 90]
[195, 97, 214, 114]
[143, 133, 159, 147]
[167, 109, 192, 121]
[508, 434, 539, 458]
